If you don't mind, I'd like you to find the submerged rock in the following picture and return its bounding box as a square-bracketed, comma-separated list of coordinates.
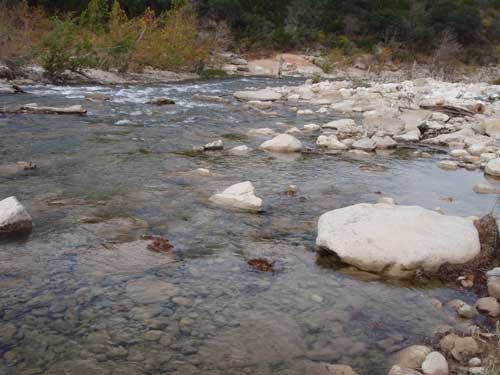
[209, 181, 263, 211]
[17, 103, 87, 115]
[0, 196, 32, 234]
[316, 204, 480, 278]
[259, 134, 303, 153]
[204, 139, 224, 151]
[147, 97, 175, 105]
[473, 184, 500, 195]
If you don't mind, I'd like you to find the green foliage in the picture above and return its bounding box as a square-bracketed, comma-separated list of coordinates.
[39, 17, 98, 77]
[199, 68, 228, 79]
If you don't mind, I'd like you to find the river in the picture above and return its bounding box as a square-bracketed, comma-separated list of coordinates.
[0, 77, 497, 375]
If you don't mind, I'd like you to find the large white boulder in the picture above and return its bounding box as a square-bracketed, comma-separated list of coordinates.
[209, 182, 263, 211]
[316, 203, 480, 278]
[234, 89, 282, 102]
[259, 134, 303, 153]
[0, 196, 32, 234]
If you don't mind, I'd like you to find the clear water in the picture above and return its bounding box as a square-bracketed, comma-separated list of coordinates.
[0, 77, 498, 375]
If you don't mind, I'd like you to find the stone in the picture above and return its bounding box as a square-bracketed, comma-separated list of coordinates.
[480, 118, 500, 137]
[424, 128, 476, 146]
[352, 138, 376, 152]
[474, 297, 499, 317]
[421, 352, 448, 375]
[0, 323, 17, 342]
[440, 335, 480, 362]
[204, 140, 224, 151]
[388, 365, 423, 375]
[316, 204, 480, 278]
[438, 161, 459, 171]
[363, 109, 405, 136]
[303, 123, 321, 132]
[148, 97, 175, 105]
[373, 135, 398, 149]
[247, 128, 277, 137]
[487, 276, 500, 298]
[234, 89, 282, 102]
[286, 127, 302, 134]
[0, 196, 33, 234]
[393, 130, 421, 142]
[209, 181, 263, 211]
[485, 158, 500, 177]
[229, 145, 251, 155]
[259, 134, 303, 153]
[322, 119, 356, 129]
[469, 367, 484, 375]
[468, 358, 482, 367]
[316, 135, 348, 150]
[394, 345, 432, 369]
[195, 168, 212, 177]
[297, 109, 314, 115]
[450, 149, 470, 159]
[126, 278, 178, 304]
[192, 94, 230, 104]
[457, 304, 477, 319]
[473, 184, 500, 195]
[468, 144, 487, 156]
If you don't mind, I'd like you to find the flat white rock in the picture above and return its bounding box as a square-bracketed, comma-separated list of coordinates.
[0, 196, 33, 234]
[209, 181, 263, 211]
[316, 203, 480, 278]
[234, 89, 282, 102]
[259, 134, 303, 153]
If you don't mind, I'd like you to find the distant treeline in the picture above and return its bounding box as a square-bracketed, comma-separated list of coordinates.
[1, 0, 499, 78]
[28, 0, 499, 50]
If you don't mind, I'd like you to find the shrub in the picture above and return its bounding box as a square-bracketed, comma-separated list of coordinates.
[0, 0, 50, 70]
[39, 17, 99, 78]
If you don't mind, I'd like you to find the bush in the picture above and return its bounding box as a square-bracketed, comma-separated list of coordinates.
[0, 0, 50, 70]
[39, 17, 99, 78]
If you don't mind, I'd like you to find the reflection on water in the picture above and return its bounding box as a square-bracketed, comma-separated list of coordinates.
[0, 77, 498, 374]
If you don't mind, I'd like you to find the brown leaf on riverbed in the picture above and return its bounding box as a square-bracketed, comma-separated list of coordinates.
[247, 258, 274, 272]
[141, 235, 173, 253]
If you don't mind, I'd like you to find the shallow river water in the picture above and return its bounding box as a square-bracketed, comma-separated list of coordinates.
[0, 77, 499, 375]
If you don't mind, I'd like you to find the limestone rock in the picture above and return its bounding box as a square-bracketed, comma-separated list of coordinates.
[209, 181, 263, 211]
[260, 134, 303, 153]
[316, 135, 348, 150]
[0, 196, 33, 234]
[421, 352, 448, 375]
[234, 89, 282, 102]
[316, 204, 480, 278]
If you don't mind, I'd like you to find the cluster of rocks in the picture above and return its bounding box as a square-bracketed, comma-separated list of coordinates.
[232, 78, 500, 193]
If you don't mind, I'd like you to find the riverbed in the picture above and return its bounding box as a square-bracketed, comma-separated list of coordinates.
[0, 77, 498, 375]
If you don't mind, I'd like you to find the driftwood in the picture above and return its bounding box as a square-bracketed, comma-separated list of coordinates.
[0, 103, 87, 115]
[419, 103, 485, 117]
